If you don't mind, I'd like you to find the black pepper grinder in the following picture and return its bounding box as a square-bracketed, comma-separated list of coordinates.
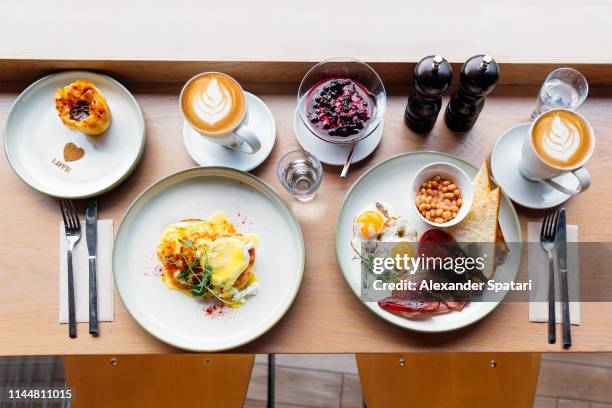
[444, 55, 499, 132]
[404, 55, 453, 133]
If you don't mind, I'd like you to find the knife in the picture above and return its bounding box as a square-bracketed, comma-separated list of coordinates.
[556, 208, 571, 348]
[86, 199, 99, 336]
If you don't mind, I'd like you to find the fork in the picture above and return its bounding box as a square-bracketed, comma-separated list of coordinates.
[59, 199, 81, 338]
[540, 209, 559, 344]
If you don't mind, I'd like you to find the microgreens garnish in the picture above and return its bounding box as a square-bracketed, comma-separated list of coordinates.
[171, 238, 240, 306]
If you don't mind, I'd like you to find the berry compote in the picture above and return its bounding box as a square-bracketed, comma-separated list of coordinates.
[305, 78, 373, 138]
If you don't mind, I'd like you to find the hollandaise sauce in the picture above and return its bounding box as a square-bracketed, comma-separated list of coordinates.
[157, 212, 259, 307]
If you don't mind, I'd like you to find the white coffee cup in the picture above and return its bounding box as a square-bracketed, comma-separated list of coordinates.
[519, 108, 594, 196]
[180, 72, 261, 154]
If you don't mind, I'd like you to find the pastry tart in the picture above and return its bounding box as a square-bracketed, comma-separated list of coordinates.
[54, 80, 112, 135]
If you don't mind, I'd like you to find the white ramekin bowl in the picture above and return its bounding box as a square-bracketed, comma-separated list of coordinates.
[408, 162, 474, 228]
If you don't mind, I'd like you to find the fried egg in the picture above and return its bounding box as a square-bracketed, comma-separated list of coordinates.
[351, 202, 418, 264]
[381, 217, 418, 243]
[156, 211, 259, 307]
[353, 202, 394, 240]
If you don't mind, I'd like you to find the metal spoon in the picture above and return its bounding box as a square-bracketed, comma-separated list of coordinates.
[340, 144, 357, 179]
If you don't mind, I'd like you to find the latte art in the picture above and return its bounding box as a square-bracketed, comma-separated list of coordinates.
[181, 73, 246, 134]
[194, 79, 232, 125]
[541, 115, 581, 162]
[532, 110, 593, 169]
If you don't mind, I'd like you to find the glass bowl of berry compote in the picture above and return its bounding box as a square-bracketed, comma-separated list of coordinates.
[297, 57, 386, 145]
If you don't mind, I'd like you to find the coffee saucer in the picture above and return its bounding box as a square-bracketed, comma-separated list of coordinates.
[491, 123, 572, 210]
[293, 108, 383, 166]
[183, 92, 276, 172]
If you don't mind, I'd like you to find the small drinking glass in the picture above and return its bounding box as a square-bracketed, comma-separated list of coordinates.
[531, 68, 588, 119]
[277, 150, 323, 202]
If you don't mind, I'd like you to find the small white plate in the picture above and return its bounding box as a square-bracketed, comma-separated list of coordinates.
[491, 123, 571, 210]
[293, 108, 383, 166]
[183, 92, 276, 172]
[113, 167, 304, 351]
[4, 71, 145, 199]
[335, 151, 521, 333]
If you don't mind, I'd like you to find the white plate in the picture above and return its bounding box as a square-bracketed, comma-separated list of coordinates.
[113, 167, 304, 351]
[294, 107, 383, 166]
[183, 92, 276, 172]
[335, 151, 521, 333]
[491, 123, 571, 209]
[4, 71, 145, 198]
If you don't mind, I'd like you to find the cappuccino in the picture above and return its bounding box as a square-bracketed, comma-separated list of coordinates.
[532, 109, 593, 169]
[181, 73, 246, 134]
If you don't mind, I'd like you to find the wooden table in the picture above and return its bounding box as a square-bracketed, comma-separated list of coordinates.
[1, 61, 611, 355]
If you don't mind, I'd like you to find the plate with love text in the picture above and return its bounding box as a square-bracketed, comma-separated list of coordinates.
[4, 70, 145, 198]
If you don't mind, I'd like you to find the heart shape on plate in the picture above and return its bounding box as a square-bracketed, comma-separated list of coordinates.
[63, 142, 85, 162]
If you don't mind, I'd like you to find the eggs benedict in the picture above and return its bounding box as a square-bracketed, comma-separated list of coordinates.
[156, 212, 259, 307]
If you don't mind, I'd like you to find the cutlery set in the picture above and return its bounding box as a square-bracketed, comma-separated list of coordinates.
[539, 208, 571, 348]
[59, 198, 99, 338]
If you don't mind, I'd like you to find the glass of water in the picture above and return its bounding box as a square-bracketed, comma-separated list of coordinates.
[277, 150, 323, 202]
[531, 68, 588, 119]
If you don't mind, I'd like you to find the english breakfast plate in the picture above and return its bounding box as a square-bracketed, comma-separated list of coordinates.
[113, 167, 304, 351]
[335, 151, 521, 333]
[4, 71, 145, 198]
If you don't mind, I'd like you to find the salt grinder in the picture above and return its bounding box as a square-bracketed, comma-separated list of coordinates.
[444, 55, 499, 132]
[404, 55, 453, 133]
